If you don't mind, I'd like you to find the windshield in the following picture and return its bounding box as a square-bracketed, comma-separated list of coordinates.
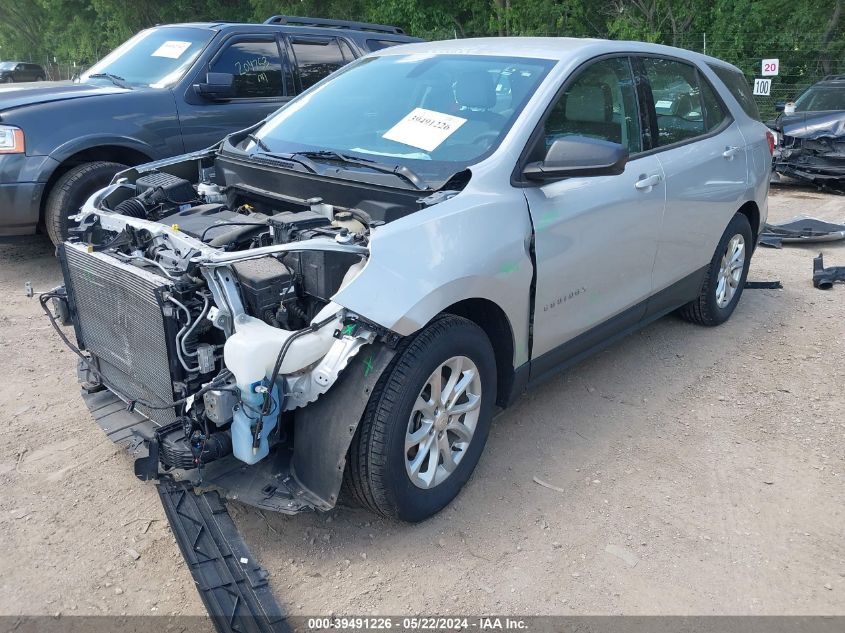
[79, 27, 213, 88]
[0, 62, 16, 70]
[795, 85, 845, 112]
[251, 53, 554, 182]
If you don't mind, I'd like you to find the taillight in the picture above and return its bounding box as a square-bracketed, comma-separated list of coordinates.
[766, 130, 775, 155]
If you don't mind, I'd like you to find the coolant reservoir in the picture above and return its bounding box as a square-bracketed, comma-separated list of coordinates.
[224, 311, 341, 385]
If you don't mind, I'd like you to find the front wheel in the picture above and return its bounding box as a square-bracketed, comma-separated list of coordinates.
[345, 315, 497, 522]
[678, 212, 753, 326]
[44, 161, 127, 245]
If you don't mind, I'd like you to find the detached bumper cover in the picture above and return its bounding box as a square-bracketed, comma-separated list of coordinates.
[157, 478, 289, 633]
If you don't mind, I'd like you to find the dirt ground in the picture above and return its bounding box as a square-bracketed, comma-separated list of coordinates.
[0, 185, 843, 618]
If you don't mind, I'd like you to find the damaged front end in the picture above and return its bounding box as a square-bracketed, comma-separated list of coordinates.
[773, 111, 845, 190]
[44, 149, 436, 514]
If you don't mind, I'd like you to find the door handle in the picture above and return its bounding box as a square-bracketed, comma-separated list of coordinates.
[722, 146, 741, 159]
[635, 174, 662, 190]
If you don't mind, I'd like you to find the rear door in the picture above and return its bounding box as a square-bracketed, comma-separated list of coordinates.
[178, 34, 295, 151]
[523, 56, 666, 369]
[637, 56, 749, 299]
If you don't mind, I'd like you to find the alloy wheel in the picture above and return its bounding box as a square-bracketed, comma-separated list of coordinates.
[405, 355, 482, 489]
[716, 233, 745, 308]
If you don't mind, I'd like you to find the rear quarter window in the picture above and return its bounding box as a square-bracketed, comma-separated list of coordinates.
[708, 64, 761, 121]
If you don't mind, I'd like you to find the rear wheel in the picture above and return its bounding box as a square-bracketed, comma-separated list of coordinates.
[44, 161, 126, 244]
[678, 212, 753, 326]
[345, 315, 496, 522]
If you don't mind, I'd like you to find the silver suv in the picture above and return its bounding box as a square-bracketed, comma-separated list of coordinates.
[49, 38, 771, 522]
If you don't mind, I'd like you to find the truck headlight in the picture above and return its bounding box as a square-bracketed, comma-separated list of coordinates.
[0, 125, 25, 154]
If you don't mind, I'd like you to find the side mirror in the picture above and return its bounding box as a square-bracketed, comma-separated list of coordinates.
[194, 72, 235, 100]
[774, 102, 786, 113]
[523, 136, 629, 181]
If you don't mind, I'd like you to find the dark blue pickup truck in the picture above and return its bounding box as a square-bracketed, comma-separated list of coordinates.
[0, 15, 419, 242]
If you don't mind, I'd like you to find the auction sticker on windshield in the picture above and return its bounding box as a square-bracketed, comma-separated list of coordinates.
[382, 108, 467, 152]
[152, 41, 192, 59]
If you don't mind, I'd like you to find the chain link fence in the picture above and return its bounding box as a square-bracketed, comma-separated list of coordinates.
[674, 33, 843, 120]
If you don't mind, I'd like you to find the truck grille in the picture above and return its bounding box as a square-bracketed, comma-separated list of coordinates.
[61, 244, 177, 425]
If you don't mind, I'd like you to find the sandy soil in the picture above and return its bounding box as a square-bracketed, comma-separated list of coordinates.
[0, 185, 842, 618]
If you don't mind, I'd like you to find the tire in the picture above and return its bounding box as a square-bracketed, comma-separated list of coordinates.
[345, 315, 497, 522]
[678, 212, 753, 326]
[45, 161, 126, 245]
[4, 77, 13, 83]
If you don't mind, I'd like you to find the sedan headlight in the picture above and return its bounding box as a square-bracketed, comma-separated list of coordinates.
[0, 125, 25, 154]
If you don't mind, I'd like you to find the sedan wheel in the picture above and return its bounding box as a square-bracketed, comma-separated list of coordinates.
[678, 211, 753, 326]
[715, 234, 745, 308]
[405, 355, 482, 489]
[345, 315, 496, 522]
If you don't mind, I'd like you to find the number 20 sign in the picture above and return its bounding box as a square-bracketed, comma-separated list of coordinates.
[762, 59, 779, 76]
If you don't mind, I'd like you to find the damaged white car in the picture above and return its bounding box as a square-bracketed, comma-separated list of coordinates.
[45, 38, 770, 522]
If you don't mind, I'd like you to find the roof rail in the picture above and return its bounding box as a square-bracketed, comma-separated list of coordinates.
[822, 74, 845, 81]
[264, 15, 405, 35]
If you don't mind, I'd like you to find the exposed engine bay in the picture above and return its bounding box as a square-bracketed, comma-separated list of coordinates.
[45, 148, 454, 512]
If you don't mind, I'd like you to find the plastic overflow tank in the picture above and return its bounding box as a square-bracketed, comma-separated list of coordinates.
[223, 259, 366, 464]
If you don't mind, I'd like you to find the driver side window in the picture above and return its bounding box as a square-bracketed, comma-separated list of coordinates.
[209, 38, 285, 99]
[544, 57, 642, 154]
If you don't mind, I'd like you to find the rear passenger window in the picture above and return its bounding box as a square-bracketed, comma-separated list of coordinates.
[708, 64, 761, 121]
[209, 39, 284, 99]
[291, 37, 347, 91]
[700, 78, 728, 131]
[544, 57, 642, 154]
[643, 58, 711, 145]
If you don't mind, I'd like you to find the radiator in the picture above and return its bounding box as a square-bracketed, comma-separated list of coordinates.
[61, 244, 177, 425]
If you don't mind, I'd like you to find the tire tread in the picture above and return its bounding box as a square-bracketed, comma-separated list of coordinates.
[345, 315, 480, 519]
[45, 161, 125, 244]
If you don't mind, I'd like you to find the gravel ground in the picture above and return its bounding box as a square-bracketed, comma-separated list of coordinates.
[0, 185, 843, 618]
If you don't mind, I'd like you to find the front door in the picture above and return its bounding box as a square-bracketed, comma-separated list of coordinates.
[523, 56, 665, 367]
[177, 35, 294, 151]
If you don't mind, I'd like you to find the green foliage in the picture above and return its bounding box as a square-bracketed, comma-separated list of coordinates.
[0, 0, 840, 103]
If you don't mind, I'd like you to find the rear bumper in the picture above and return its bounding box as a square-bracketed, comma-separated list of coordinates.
[0, 154, 57, 236]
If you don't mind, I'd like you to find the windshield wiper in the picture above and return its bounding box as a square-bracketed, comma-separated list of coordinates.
[245, 133, 271, 152]
[250, 151, 318, 174]
[87, 73, 131, 89]
[291, 150, 430, 191]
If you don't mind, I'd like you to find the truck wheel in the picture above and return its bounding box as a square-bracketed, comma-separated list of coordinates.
[678, 212, 753, 326]
[345, 315, 496, 522]
[45, 161, 126, 245]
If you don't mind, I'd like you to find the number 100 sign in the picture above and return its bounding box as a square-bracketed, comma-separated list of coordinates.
[753, 78, 772, 96]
